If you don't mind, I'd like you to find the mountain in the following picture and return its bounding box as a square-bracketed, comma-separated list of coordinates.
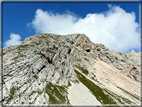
[1, 33, 141, 106]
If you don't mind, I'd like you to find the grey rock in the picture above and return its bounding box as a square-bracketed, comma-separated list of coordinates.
[1, 33, 140, 105]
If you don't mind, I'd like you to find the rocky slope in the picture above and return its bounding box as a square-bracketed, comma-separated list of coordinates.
[1, 33, 141, 106]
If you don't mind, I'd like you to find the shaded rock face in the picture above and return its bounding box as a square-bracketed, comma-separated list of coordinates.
[1, 33, 141, 105]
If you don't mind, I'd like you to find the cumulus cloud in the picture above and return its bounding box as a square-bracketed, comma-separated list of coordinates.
[4, 33, 22, 47]
[29, 4, 140, 53]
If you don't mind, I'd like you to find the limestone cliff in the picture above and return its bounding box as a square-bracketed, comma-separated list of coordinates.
[1, 33, 141, 106]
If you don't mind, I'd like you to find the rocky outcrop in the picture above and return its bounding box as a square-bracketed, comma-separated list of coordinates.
[1, 33, 141, 105]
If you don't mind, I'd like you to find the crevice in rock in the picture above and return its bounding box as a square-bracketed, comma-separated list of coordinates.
[62, 62, 65, 66]
[115, 57, 118, 60]
[97, 48, 101, 51]
[62, 70, 64, 74]
[86, 49, 90, 52]
[37, 65, 46, 73]
[132, 66, 137, 70]
[84, 58, 89, 62]
[67, 49, 71, 54]
[46, 57, 52, 64]
[76, 43, 80, 47]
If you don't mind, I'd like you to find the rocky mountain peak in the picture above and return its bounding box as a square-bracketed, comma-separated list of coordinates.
[1, 33, 141, 105]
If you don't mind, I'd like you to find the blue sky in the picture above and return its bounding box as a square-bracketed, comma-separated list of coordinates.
[2, 2, 140, 53]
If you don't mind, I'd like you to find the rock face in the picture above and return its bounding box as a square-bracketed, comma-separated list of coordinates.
[1, 33, 141, 106]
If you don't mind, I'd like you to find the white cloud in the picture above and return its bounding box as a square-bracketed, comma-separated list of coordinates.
[4, 33, 22, 47]
[29, 5, 140, 53]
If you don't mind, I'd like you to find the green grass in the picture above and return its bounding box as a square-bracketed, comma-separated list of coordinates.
[59, 44, 61, 47]
[75, 65, 88, 75]
[27, 65, 31, 69]
[74, 69, 117, 104]
[13, 51, 26, 60]
[6, 87, 19, 104]
[127, 75, 131, 78]
[34, 42, 40, 45]
[33, 75, 38, 79]
[13, 56, 19, 60]
[29, 102, 33, 104]
[54, 41, 57, 44]
[38, 35, 48, 39]
[104, 89, 134, 104]
[2, 78, 5, 84]
[72, 59, 81, 62]
[117, 86, 140, 100]
[68, 81, 72, 87]
[45, 82, 70, 104]
[19, 54, 26, 58]
[125, 55, 129, 59]
[46, 41, 50, 45]
[3, 53, 6, 56]
[56, 35, 60, 39]
[71, 79, 80, 84]
[37, 35, 50, 45]
[76, 59, 81, 61]
[132, 75, 138, 82]
[29, 91, 43, 97]
[20, 44, 29, 48]
[127, 74, 138, 82]
[5, 73, 13, 77]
